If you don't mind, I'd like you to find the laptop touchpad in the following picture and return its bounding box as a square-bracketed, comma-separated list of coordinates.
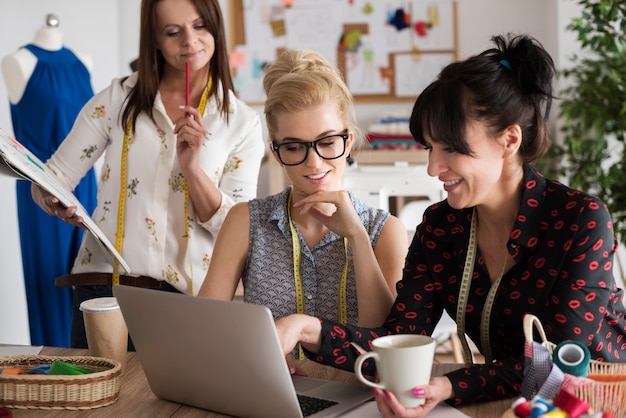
[292, 375, 328, 392]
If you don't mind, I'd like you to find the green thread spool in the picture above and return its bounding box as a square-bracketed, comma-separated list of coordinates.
[552, 341, 590, 377]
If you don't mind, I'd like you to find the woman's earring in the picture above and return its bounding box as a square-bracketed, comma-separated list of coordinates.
[347, 153, 355, 166]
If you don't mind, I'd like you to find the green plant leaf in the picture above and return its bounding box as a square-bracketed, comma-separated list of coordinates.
[553, 0, 626, 241]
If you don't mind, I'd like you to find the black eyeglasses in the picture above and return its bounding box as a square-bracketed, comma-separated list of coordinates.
[271, 131, 349, 166]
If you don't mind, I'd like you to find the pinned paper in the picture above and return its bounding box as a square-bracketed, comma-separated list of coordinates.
[379, 66, 393, 82]
[229, 50, 246, 69]
[270, 19, 286, 37]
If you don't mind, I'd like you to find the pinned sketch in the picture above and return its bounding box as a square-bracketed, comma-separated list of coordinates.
[394, 52, 454, 97]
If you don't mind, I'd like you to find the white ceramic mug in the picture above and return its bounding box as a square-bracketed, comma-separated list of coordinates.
[354, 334, 436, 408]
[80, 297, 128, 372]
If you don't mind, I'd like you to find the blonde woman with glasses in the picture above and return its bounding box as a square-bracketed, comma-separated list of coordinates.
[199, 49, 408, 338]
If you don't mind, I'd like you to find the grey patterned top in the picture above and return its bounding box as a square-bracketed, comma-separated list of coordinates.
[243, 187, 390, 325]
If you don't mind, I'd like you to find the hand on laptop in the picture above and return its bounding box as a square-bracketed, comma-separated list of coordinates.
[285, 354, 297, 375]
[275, 314, 323, 358]
[285, 354, 311, 376]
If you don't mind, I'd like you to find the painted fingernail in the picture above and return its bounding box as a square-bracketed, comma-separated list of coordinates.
[412, 388, 425, 396]
[372, 388, 380, 396]
[384, 390, 391, 400]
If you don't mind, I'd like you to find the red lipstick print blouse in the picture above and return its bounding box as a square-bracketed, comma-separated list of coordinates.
[306, 164, 626, 404]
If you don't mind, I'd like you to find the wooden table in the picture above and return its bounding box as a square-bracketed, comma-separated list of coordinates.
[5, 346, 512, 417]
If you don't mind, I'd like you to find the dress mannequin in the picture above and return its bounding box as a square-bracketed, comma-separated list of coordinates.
[0, 14, 97, 348]
[1, 15, 92, 103]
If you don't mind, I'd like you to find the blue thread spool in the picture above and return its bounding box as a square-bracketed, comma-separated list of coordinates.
[529, 402, 549, 418]
[534, 397, 555, 414]
[552, 341, 590, 377]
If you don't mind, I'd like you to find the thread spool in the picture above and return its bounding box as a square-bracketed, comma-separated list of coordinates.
[512, 397, 532, 418]
[552, 341, 590, 377]
[538, 409, 568, 418]
[533, 397, 556, 414]
[553, 389, 589, 418]
[530, 401, 549, 418]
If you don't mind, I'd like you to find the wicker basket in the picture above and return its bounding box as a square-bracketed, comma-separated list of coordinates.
[0, 355, 121, 410]
[523, 314, 626, 418]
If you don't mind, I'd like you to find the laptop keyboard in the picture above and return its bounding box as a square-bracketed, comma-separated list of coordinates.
[297, 394, 339, 417]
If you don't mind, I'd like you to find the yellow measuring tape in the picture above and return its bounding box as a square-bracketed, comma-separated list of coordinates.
[287, 190, 348, 359]
[112, 77, 212, 286]
[455, 207, 506, 365]
[113, 119, 132, 286]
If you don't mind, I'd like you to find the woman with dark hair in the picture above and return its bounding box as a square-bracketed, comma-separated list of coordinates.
[32, 0, 265, 348]
[275, 34, 626, 416]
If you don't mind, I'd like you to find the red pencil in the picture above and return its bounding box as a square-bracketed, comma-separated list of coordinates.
[185, 61, 190, 107]
[185, 62, 190, 117]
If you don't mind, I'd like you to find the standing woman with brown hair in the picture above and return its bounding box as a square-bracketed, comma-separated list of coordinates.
[32, 0, 265, 348]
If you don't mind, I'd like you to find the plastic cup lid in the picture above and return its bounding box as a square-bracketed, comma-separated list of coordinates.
[79, 297, 120, 313]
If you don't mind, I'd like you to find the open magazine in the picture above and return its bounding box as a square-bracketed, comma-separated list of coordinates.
[0, 128, 131, 273]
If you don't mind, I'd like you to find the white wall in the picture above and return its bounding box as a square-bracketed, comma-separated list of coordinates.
[0, 0, 596, 344]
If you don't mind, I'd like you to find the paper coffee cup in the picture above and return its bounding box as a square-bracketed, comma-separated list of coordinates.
[80, 297, 128, 372]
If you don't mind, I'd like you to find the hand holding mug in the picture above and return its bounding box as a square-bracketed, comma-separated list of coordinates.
[354, 334, 436, 408]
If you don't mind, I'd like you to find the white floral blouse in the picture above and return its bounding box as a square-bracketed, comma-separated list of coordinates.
[46, 73, 265, 295]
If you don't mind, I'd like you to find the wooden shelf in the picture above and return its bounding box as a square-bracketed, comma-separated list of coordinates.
[353, 149, 428, 165]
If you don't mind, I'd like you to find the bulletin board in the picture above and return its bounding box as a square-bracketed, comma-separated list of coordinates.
[228, 0, 458, 105]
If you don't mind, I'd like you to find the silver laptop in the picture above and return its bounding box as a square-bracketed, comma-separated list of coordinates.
[114, 285, 373, 418]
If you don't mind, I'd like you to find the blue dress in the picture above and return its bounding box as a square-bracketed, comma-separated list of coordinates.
[9, 44, 97, 347]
